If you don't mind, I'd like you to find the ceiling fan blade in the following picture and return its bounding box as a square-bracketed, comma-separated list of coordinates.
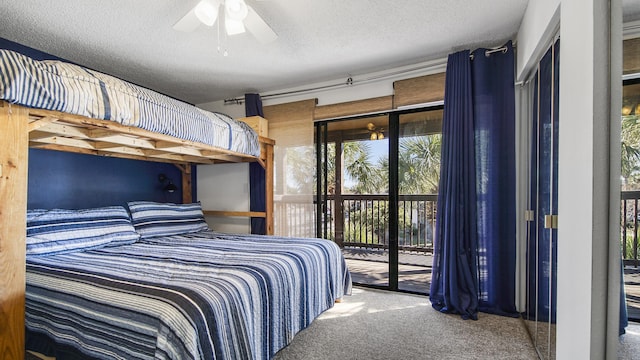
[244, 5, 277, 43]
[173, 8, 201, 32]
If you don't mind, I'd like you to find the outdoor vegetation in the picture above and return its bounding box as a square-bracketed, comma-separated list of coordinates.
[280, 133, 441, 248]
[317, 135, 441, 248]
[622, 114, 640, 190]
[621, 91, 640, 262]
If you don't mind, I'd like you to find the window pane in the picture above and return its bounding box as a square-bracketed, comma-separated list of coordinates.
[397, 109, 442, 293]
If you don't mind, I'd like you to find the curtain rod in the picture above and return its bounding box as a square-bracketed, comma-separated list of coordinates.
[469, 45, 510, 60]
[225, 43, 516, 105]
[224, 59, 448, 105]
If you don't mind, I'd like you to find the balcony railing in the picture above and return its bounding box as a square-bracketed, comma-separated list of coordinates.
[274, 191, 640, 267]
[275, 191, 640, 265]
[622, 190, 640, 267]
[337, 194, 437, 252]
[273, 195, 317, 238]
[274, 194, 437, 253]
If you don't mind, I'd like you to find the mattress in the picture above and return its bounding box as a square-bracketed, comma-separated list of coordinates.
[25, 231, 352, 359]
[0, 49, 259, 157]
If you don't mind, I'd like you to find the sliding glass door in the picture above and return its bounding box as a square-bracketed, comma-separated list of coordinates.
[316, 106, 443, 293]
[317, 115, 391, 288]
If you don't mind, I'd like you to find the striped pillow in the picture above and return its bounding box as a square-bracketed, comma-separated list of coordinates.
[127, 201, 209, 239]
[26, 206, 140, 256]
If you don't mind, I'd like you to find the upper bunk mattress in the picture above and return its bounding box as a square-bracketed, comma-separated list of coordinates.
[0, 49, 259, 157]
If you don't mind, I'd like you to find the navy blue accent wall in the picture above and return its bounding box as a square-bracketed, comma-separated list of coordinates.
[1, 37, 187, 209]
[28, 149, 182, 209]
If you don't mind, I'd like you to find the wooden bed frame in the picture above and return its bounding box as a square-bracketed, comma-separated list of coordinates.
[0, 100, 275, 359]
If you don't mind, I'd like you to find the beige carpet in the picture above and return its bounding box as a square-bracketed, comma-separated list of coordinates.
[275, 287, 538, 360]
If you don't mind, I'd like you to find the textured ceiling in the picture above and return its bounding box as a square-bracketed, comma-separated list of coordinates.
[0, 1, 638, 105]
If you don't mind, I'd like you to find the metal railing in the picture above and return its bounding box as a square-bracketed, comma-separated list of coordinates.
[274, 194, 437, 253]
[339, 194, 437, 252]
[622, 190, 640, 267]
[274, 191, 640, 264]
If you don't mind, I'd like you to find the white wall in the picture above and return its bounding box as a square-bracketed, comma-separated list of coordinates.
[557, 1, 597, 357]
[197, 163, 251, 233]
[516, 0, 560, 80]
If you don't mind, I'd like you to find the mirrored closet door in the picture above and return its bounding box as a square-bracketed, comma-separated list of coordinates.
[524, 38, 559, 360]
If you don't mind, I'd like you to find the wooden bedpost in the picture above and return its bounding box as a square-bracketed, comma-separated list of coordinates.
[175, 163, 193, 204]
[265, 142, 274, 235]
[0, 102, 28, 360]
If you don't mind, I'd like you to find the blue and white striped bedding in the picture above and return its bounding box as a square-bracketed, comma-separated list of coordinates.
[26, 206, 140, 255]
[26, 231, 352, 359]
[0, 49, 260, 157]
[128, 201, 209, 239]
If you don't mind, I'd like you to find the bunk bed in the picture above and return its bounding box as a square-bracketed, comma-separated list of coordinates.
[0, 49, 351, 359]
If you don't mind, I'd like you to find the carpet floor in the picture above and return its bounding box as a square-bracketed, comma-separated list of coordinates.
[275, 287, 538, 360]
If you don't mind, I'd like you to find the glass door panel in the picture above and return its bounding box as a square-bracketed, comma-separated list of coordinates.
[397, 109, 443, 293]
[317, 115, 390, 288]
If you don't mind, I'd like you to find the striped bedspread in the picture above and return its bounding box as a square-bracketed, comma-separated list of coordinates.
[26, 231, 352, 359]
[0, 49, 259, 156]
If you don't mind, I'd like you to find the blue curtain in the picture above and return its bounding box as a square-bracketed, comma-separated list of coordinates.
[430, 42, 518, 320]
[245, 93, 264, 117]
[473, 42, 519, 317]
[430, 50, 479, 320]
[246, 93, 267, 234]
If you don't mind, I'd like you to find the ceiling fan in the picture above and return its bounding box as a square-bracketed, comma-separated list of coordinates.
[173, 0, 277, 44]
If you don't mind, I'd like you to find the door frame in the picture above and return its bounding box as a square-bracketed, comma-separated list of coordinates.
[315, 104, 443, 293]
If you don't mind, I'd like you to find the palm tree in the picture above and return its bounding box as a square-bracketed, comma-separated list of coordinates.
[621, 115, 640, 190]
[280, 131, 442, 239]
[398, 135, 441, 194]
[281, 134, 442, 197]
[342, 141, 383, 194]
[374, 135, 442, 195]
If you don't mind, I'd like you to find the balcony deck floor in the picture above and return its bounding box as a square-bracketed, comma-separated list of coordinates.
[625, 268, 640, 321]
[343, 247, 432, 294]
[343, 247, 640, 322]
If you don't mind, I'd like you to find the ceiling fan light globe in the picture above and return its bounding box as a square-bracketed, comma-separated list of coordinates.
[225, 0, 249, 21]
[225, 18, 246, 35]
[194, 0, 219, 26]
